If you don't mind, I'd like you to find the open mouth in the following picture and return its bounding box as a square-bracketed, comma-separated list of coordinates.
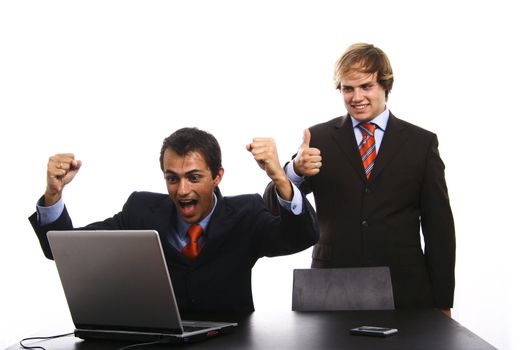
[177, 199, 198, 218]
[179, 199, 197, 207]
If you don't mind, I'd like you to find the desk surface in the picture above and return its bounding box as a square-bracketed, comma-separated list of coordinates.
[8, 309, 496, 350]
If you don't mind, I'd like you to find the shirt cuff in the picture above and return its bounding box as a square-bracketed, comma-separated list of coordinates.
[276, 182, 303, 215]
[36, 197, 65, 226]
[285, 162, 304, 187]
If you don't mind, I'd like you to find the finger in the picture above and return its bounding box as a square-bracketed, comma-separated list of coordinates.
[55, 161, 72, 172]
[71, 159, 82, 170]
[303, 159, 322, 175]
[301, 128, 311, 147]
[51, 153, 75, 168]
[250, 138, 273, 151]
[247, 138, 265, 152]
[304, 153, 322, 163]
[49, 154, 81, 178]
[248, 139, 275, 155]
[306, 147, 321, 156]
[305, 160, 322, 170]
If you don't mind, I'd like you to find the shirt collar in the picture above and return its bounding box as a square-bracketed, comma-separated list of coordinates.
[350, 107, 390, 131]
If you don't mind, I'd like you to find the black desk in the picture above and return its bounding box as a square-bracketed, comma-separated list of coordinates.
[8, 309, 496, 350]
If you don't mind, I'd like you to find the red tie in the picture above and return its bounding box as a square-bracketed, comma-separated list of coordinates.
[358, 123, 377, 180]
[182, 224, 203, 260]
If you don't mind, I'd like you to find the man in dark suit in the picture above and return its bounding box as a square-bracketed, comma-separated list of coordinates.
[29, 127, 319, 313]
[272, 43, 455, 315]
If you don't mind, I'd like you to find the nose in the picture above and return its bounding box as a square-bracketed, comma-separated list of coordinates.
[177, 179, 190, 196]
[352, 88, 363, 101]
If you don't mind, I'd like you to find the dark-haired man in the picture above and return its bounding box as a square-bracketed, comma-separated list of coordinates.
[29, 127, 319, 313]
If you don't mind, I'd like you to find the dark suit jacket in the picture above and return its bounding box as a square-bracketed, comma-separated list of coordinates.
[29, 189, 319, 313]
[267, 113, 455, 309]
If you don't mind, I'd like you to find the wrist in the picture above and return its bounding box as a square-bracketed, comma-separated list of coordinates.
[44, 190, 61, 207]
[292, 159, 302, 176]
[273, 177, 293, 201]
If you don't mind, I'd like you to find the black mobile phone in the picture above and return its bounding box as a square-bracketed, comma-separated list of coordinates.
[350, 325, 398, 337]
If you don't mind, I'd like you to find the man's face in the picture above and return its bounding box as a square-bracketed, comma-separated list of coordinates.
[340, 71, 387, 122]
[163, 149, 223, 224]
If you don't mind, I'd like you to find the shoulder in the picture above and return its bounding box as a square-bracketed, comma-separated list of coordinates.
[389, 113, 437, 139]
[308, 115, 348, 144]
[213, 193, 268, 224]
[124, 191, 169, 207]
[222, 193, 263, 208]
[310, 115, 346, 133]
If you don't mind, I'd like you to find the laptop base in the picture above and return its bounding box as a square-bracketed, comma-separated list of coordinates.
[75, 324, 236, 344]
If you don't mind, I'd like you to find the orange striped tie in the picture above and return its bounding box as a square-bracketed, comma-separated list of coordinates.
[182, 224, 203, 260]
[358, 123, 377, 180]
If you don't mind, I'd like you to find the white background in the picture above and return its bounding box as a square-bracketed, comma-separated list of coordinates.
[1, 1, 523, 349]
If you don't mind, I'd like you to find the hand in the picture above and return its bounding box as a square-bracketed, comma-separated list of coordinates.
[246, 138, 292, 200]
[44, 153, 82, 206]
[293, 128, 322, 177]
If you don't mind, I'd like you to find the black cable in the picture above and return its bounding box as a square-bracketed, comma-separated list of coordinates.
[19, 332, 74, 350]
[19, 332, 167, 350]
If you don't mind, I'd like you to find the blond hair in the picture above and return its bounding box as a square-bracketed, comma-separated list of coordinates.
[334, 43, 394, 99]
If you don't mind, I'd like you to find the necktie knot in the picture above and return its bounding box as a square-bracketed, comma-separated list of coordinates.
[187, 224, 203, 242]
[358, 122, 376, 136]
[182, 224, 203, 261]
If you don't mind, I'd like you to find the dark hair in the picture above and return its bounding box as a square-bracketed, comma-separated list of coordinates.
[159, 127, 222, 177]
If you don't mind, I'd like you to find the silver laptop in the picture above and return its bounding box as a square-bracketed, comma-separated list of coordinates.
[47, 230, 237, 344]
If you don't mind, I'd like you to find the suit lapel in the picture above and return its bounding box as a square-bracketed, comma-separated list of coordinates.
[194, 190, 236, 264]
[369, 113, 408, 182]
[147, 196, 186, 263]
[332, 115, 368, 182]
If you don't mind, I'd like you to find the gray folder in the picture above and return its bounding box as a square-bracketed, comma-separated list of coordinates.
[292, 267, 395, 311]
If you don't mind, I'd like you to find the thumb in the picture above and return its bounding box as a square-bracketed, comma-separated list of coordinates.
[301, 128, 311, 147]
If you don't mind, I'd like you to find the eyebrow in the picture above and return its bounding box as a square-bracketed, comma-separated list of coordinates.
[341, 80, 375, 89]
[164, 169, 204, 177]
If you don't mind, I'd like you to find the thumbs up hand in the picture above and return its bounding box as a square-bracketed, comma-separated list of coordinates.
[293, 128, 322, 177]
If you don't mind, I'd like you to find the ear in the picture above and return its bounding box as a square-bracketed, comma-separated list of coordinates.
[213, 168, 225, 187]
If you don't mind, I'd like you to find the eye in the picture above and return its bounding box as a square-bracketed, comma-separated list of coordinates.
[165, 175, 179, 184]
[342, 86, 353, 93]
[188, 174, 201, 183]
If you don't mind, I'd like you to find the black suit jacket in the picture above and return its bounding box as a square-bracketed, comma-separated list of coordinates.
[268, 113, 455, 309]
[29, 189, 319, 313]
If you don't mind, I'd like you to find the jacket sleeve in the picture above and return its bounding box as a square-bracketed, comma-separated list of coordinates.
[27, 192, 139, 260]
[420, 135, 456, 308]
[28, 198, 74, 260]
[256, 190, 319, 258]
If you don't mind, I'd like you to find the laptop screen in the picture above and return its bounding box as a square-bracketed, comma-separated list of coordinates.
[48, 230, 184, 333]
